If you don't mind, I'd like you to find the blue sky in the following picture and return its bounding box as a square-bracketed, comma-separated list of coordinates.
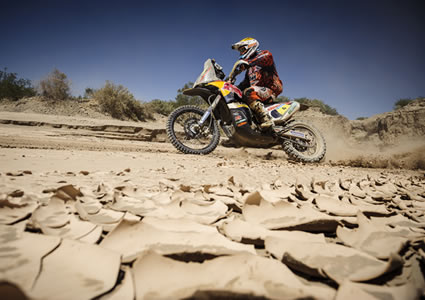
[1, 0, 424, 119]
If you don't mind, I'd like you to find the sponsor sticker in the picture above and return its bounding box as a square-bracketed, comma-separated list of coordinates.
[267, 104, 280, 111]
[237, 121, 247, 127]
[223, 82, 243, 98]
[233, 111, 247, 125]
[287, 105, 295, 116]
[277, 104, 290, 115]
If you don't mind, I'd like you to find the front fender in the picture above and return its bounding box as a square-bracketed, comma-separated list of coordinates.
[183, 88, 214, 101]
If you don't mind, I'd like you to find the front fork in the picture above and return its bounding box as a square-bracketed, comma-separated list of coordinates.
[198, 94, 221, 126]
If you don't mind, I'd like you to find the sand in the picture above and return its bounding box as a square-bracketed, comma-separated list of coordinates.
[0, 111, 424, 299]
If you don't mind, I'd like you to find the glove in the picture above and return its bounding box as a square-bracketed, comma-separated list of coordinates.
[238, 60, 249, 71]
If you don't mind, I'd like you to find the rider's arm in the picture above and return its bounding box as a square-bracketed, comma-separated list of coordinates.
[237, 73, 250, 91]
[247, 50, 274, 68]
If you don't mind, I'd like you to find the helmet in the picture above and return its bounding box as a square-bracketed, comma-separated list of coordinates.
[231, 37, 259, 60]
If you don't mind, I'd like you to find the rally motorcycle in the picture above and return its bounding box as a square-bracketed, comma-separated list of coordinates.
[166, 59, 326, 163]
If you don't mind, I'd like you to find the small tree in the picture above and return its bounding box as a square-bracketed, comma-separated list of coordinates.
[84, 87, 95, 98]
[93, 81, 152, 121]
[275, 96, 338, 115]
[146, 99, 176, 116]
[294, 97, 338, 116]
[39, 68, 71, 100]
[394, 98, 413, 110]
[174, 82, 205, 108]
[0, 68, 36, 100]
[275, 96, 291, 103]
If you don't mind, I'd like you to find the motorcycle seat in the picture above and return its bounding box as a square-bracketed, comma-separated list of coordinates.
[263, 95, 276, 104]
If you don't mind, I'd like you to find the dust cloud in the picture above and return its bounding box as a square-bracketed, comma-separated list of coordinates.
[325, 130, 425, 170]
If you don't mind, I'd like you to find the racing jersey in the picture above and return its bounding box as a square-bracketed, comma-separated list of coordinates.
[238, 50, 283, 96]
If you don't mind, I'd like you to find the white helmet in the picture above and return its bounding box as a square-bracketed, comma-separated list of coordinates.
[231, 37, 259, 60]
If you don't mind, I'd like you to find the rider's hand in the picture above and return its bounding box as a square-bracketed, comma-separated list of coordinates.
[238, 60, 249, 71]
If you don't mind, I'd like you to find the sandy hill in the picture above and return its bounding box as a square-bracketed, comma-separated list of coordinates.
[297, 98, 425, 145]
[293, 99, 425, 169]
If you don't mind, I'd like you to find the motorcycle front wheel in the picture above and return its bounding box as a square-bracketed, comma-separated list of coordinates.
[166, 105, 220, 155]
[281, 121, 326, 163]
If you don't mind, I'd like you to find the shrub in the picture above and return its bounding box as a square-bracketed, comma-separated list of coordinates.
[93, 81, 152, 121]
[175, 82, 205, 108]
[275, 96, 291, 103]
[276, 96, 338, 115]
[84, 87, 95, 98]
[39, 68, 71, 100]
[0, 68, 36, 100]
[145, 82, 206, 116]
[356, 117, 367, 120]
[394, 98, 413, 110]
[146, 99, 176, 116]
[293, 97, 339, 115]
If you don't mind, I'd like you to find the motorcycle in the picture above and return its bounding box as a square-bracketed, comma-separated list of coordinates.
[166, 59, 326, 163]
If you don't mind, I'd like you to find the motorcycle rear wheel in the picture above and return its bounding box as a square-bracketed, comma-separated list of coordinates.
[281, 121, 326, 163]
[166, 105, 220, 155]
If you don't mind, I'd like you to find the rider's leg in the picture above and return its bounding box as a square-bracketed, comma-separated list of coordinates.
[243, 86, 274, 129]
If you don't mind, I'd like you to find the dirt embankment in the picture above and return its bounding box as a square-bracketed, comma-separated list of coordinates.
[0, 97, 107, 119]
[297, 99, 425, 170]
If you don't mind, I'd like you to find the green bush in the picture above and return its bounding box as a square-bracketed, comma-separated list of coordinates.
[0, 68, 36, 100]
[293, 97, 338, 115]
[394, 98, 413, 110]
[175, 82, 206, 108]
[277, 96, 338, 115]
[84, 87, 96, 98]
[356, 117, 367, 120]
[39, 68, 71, 100]
[144, 82, 207, 116]
[146, 99, 176, 116]
[93, 81, 153, 121]
[275, 96, 291, 103]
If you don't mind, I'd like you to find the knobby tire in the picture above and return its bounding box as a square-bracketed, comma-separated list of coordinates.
[282, 121, 326, 163]
[166, 105, 220, 155]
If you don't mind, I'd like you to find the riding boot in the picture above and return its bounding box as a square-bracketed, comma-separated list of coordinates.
[249, 101, 274, 130]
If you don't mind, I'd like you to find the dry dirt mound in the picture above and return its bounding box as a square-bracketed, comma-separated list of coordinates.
[297, 99, 425, 170]
[350, 98, 425, 144]
[298, 98, 425, 145]
[0, 96, 109, 119]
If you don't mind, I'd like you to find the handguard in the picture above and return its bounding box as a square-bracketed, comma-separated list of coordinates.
[227, 60, 249, 84]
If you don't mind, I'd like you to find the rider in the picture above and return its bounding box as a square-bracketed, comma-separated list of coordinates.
[231, 37, 283, 129]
